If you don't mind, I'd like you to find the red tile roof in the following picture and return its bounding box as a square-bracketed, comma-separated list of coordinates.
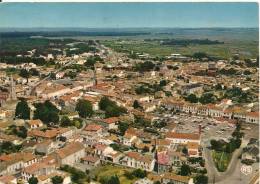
[103, 117, 119, 124]
[166, 132, 200, 140]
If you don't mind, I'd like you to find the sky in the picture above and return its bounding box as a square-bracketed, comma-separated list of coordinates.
[0, 2, 258, 28]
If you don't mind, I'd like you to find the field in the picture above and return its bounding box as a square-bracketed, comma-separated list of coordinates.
[100, 39, 258, 59]
[43, 28, 259, 59]
[212, 150, 232, 172]
[90, 164, 138, 184]
[0, 28, 258, 60]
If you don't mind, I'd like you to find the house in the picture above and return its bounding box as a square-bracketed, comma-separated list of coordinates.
[245, 112, 259, 124]
[162, 173, 194, 184]
[0, 152, 37, 175]
[28, 128, 74, 141]
[157, 151, 171, 173]
[26, 119, 44, 129]
[81, 155, 100, 167]
[181, 83, 203, 95]
[187, 142, 200, 158]
[102, 117, 119, 129]
[0, 175, 17, 184]
[167, 150, 187, 167]
[54, 142, 85, 166]
[35, 140, 55, 155]
[37, 172, 71, 184]
[104, 151, 123, 163]
[22, 162, 56, 182]
[123, 151, 155, 172]
[166, 132, 201, 145]
[94, 143, 114, 159]
[124, 133, 138, 147]
[84, 124, 103, 135]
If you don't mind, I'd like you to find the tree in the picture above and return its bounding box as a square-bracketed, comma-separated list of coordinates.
[19, 69, 30, 81]
[29, 68, 39, 76]
[60, 116, 72, 127]
[179, 164, 191, 176]
[99, 97, 127, 118]
[51, 176, 64, 184]
[75, 99, 93, 118]
[0, 141, 22, 154]
[194, 174, 208, 184]
[199, 93, 217, 104]
[15, 99, 30, 119]
[132, 169, 147, 178]
[16, 125, 27, 138]
[154, 181, 161, 184]
[33, 100, 59, 125]
[135, 61, 155, 72]
[118, 121, 129, 135]
[185, 94, 198, 103]
[159, 80, 167, 86]
[28, 176, 38, 184]
[133, 100, 142, 109]
[99, 97, 111, 111]
[100, 175, 120, 184]
[182, 147, 188, 155]
[193, 52, 207, 60]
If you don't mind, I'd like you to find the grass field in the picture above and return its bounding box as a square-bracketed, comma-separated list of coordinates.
[90, 164, 138, 184]
[100, 39, 258, 59]
[212, 150, 232, 172]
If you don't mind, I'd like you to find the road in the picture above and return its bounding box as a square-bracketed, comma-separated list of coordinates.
[204, 139, 248, 184]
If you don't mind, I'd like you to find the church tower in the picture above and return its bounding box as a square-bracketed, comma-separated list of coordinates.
[9, 75, 17, 100]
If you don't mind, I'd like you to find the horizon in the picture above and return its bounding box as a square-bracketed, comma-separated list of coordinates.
[0, 3, 258, 28]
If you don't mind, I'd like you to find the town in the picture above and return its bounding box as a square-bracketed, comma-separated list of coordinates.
[0, 32, 258, 184]
[0, 2, 259, 184]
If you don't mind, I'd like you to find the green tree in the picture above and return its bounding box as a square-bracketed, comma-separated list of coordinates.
[185, 94, 198, 103]
[99, 97, 127, 118]
[133, 100, 142, 109]
[118, 121, 129, 135]
[100, 175, 120, 184]
[51, 176, 64, 184]
[199, 93, 217, 104]
[210, 139, 224, 151]
[132, 169, 147, 178]
[194, 174, 208, 184]
[179, 164, 191, 176]
[159, 80, 167, 86]
[0, 141, 22, 154]
[135, 61, 155, 72]
[99, 97, 111, 111]
[28, 176, 38, 184]
[33, 100, 59, 125]
[193, 52, 207, 60]
[75, 99, 93, 118]
[182, 147, 188, 155]
[15, 99, 30, 119]
[60, 116, 72, 127]
[19, 69, 30, 81]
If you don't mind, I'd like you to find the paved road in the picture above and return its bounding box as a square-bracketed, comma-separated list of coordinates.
[204, 139, 248, 184]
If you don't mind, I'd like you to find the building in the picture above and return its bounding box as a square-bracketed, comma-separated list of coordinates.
[54, 142, 85, 166]
[81, 155, 100, 167]
[0, 152, 37, 175]
[123, 151, 155, 172]
[166, 132, 201, 145]
[26, 119, 44, 129]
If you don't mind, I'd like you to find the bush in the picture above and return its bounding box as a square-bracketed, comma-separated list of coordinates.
[99, 175, 120, 184]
